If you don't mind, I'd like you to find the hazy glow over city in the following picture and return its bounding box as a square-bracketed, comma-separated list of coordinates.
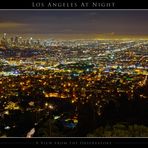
[0, 10, 148, 39]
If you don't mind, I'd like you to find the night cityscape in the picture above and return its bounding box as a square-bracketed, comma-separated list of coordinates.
[0, 10, 148, 137]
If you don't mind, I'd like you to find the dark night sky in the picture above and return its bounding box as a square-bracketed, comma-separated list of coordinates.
[0, 10, 148, 37]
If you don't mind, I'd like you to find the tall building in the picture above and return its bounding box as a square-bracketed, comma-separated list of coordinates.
[3, 33, 7, 40]
[1, 33, 8, 47]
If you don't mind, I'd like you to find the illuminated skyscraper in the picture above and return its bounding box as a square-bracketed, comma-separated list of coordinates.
[3, 33, 7, 40]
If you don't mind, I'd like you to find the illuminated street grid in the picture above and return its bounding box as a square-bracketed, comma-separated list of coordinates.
[0, 34, 148, 137]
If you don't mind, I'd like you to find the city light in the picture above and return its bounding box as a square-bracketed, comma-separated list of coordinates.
[0, 23, 148, 138]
